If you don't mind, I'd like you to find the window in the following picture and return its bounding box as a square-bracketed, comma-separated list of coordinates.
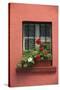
[23, 21, 52, 53]
[23, 23, 35, 50]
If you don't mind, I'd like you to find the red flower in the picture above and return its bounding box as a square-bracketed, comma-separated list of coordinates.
[40, 47, 44, 51]
[35, 38, 41, 45]
[35, 54, 41, 61]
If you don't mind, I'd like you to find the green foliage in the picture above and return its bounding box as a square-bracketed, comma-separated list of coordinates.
[47, 53, 52, 60]
[17, 42, 52, 69]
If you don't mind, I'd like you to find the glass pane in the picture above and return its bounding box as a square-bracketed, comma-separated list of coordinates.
[45, 24, 52, 37]
[46, 24, 52, 43]
[35, 24, 40, 37]
[40, 24, 45, 36]
[25, 38, 29, 50]
[29, 24, 35, 37]
[46, 37, 51, 42]
[40, 37, 45, 42]
[40, 24, 45, 42]
[29, 38, 35, 49]
[24, 24, 29, 37]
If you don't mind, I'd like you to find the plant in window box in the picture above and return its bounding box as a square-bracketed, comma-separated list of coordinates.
[16, 52, 35, 70]
[16, 38, 52, 71]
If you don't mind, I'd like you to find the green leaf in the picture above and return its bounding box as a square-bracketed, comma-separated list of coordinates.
[47, 53, 52, 60]
[40, 52, 44, 57]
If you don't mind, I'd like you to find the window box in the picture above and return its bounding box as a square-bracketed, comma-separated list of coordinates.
[16, 66, 56, 73]
[33, 60, 52, 67]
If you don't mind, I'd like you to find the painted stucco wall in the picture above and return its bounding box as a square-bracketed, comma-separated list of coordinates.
[9, 3, 58, 87]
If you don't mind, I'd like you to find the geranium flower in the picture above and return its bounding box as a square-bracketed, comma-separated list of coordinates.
[35, 38, 41, 45]
[40, 47, 44, 51]
[35, 54, 41, 61]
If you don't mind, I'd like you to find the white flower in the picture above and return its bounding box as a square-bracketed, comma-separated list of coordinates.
[23, 63, 28, 68]
[28, 57, 35, 64]
[17, 63, 22, 68]
[28, 57, 33, 62]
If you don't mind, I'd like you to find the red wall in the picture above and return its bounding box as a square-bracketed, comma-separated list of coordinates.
[9, 3, 58, 87]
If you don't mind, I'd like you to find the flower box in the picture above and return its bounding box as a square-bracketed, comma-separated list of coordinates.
[16, 66, 56, 73]
[16, 38, 53, 73]
[33, 60, 52, 67]
[16, 59, 55, 74]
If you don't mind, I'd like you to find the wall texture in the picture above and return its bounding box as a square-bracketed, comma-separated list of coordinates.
[9, 3, 58, 87]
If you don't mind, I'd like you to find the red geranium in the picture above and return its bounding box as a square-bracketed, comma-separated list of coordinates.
[35, 38, 41, 45]
[40, 47, 44, 51]
[35, 54, 41, 61]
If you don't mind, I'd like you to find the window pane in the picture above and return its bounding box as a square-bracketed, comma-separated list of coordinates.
[40, 24, 45, 36]
[45, 24, 52, 37]
[46, 24, 52, 43]
[46, 37, 51, 42]
[25, 38, 29, 50]
[29, 24, 35, 37]
[40, 24, 45, 42]
[24, 24, 29, 37]
[29, 38, 35, 49]
[35, 24, 40, 38]
[40, 37, 45, 42]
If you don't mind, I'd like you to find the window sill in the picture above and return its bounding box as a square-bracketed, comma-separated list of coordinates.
[16, 66, 56, 74]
